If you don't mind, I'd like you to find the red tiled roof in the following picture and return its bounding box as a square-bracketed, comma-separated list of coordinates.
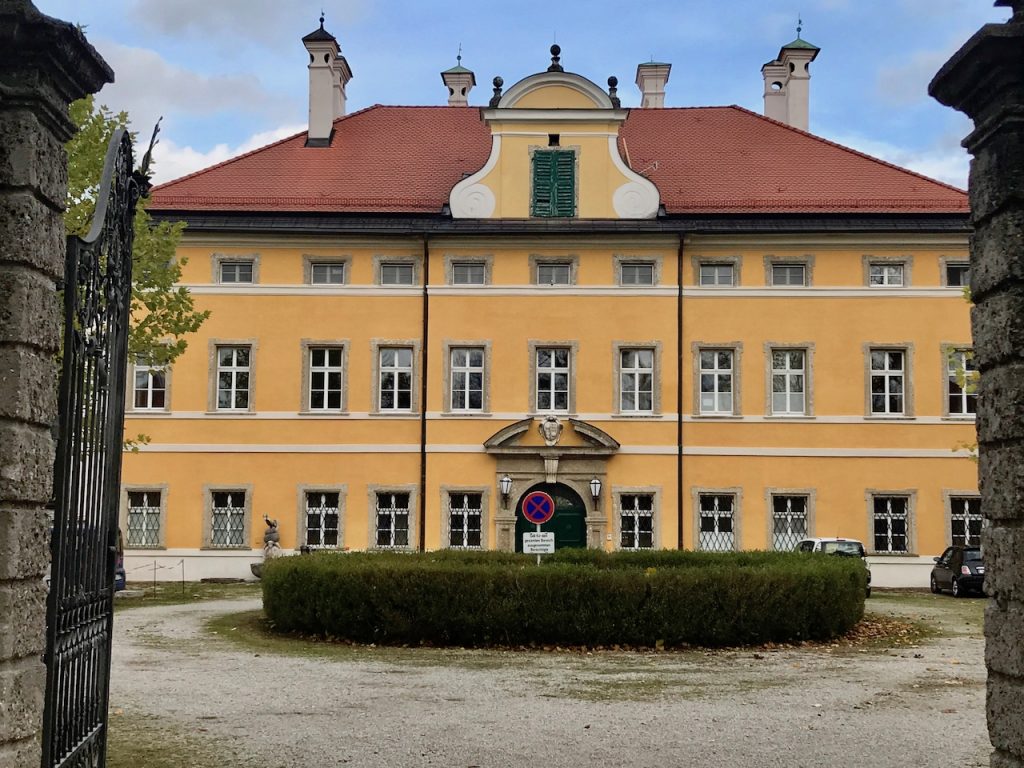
[150, 104, 968, 216]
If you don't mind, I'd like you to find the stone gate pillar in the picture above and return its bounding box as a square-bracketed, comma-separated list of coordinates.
[0, 2, 111, 766]
[930, 3, 1024, 766]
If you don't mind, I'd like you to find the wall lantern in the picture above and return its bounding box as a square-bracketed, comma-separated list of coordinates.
[589, 477, 602, 508]
[499, 474, 513, 508]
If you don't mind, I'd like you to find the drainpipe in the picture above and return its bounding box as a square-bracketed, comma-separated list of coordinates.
[419, 235, 430, 551]
[677, 235, 685, 550]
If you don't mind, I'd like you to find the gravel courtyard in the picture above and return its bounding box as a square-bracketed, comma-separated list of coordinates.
[108, 589, 989, 768]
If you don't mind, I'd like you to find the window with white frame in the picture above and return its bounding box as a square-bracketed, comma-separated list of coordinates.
[210, 490, 246, 547]
[699, 263, 734, 287]
[536, 347, 570, 412]
[771, 495, 808, 550]
[771, 349, 806, 415]
[310, 262, 345, 285]
[620, 261, 655, 286]
[450, 347, 484, 411]
[219, 261, 253, 284]
[771, 263, 806, 286]
[947, 349, 978, 416]
[945, 262, 970, 287]
[869, 262, 904, 287]
[380, 262, 415, 285]
[536, 262, 572, 285]
[869, 349, 906, 416]
[452, 261, 486, 285]
[620, 348, 654, 413]
[305, 491, 340, 548]
[375, 491, 410, 547]
[133, 362, 166, 409]
[950, 496, 982, 546]
[698, 493, 735, 551]
[216, 346, 251, 410]
[309, 347, 343, 410]
[699, 349, 733, 415]
[872, 495, 909, 553]
[448, 492, 482, 548]
[379, 347, 413, 411]
[619, 493, 654, 549]
[126, 490, 161, 547]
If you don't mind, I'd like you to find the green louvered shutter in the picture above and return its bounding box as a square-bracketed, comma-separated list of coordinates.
[532, 150, 575, 217]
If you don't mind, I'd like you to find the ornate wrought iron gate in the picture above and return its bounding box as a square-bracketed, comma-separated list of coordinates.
[42, 128, 149, 768]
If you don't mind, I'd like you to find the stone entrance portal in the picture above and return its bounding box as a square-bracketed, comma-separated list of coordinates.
[514, 482, 587, 551]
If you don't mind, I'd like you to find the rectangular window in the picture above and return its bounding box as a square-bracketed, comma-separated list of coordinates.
[305, 491, 340, 548]
[699, 263, 735, 287]
[536, 347, 570, 412]
[620, 493, 654, 549]
[380, 262, 415, 285]
[126, 490, 161, 547]
[771, 349, 806, 415]
[450, 347, 484, 411]
[950, 496, 982, 547]
[946, 262, 970, 287]
[379, 347, 413, 411]
[219, 261, 253, 284]
[210, 490, 246, 548]
[698, 493, 735, 551]
[947, 350, 978, 416]
[310, 262, 345, 285]
[771, 263, 806, 286]
[375, 492, 410, 547]
[309, 347, 343, 410]
[771, 495, 808, 551]
[699, 349, 733, 415]
[869, 349, 905, 416]
[873, 495, 909, 553]
[620, 349, 654, 413]
[133, 363, 166, 409]
[216, 346, 250, 410]
[531, 150, 575, 218]
[452, 261, 486, 285]
[869, 263, 904, 287]
[448, 492, 482, 548]
[536, 262, 572, 285]
[620, 262, 655, 286]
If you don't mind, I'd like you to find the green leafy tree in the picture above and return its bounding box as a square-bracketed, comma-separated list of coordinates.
[66, 95, 209, 369]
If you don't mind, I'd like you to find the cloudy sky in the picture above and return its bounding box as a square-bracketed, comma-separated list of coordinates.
[37, 0, 1010, 188]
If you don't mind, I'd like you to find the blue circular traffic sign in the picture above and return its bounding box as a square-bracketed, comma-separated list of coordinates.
[522, 491, 555, 525]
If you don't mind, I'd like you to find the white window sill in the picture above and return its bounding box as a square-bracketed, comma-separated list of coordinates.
[299, 410, 348, 416]
[442, 411, 491, 418]
[206, 410, 256, 416]
[865, 415, 916, 421]
[942, 415, 977, 422]
[694, 413, 742, 419]
[613, 412, 659, 419]
[764, 414, 814, 420]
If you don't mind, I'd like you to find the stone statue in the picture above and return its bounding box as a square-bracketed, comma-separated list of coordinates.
[538, 415, 563, 447]
[251, 514, 282, 579]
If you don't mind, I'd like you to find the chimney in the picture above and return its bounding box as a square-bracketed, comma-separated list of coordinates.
[764, 23, 819, 132]
[441, 54, 475, 106]
[302, 15, 352, 147]
[635, 62, 671, 108]
[761, 59, 789, 124]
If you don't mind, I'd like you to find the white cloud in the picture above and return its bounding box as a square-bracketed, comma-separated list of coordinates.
[876, 50, 949, 106]
[150, 123, 305, 185]
[826, 131, 969, 190]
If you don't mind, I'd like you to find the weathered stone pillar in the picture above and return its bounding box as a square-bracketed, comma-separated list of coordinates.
[0, 2, 111, 765]
[931, 3, 1024, 766]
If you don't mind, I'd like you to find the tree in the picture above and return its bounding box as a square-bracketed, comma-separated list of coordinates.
[65, 96, 209, 369]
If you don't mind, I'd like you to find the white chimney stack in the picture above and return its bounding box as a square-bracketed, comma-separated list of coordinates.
[762, 24, 819, 132]
[635, 62, 671, 108]
[761, 59, 789, 124]
[441, 54, 475, 106]
[302, 15, 352, 147]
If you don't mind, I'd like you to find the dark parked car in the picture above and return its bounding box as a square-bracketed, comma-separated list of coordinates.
[930, 545, 984, 597]
[794, 537, 872, 597]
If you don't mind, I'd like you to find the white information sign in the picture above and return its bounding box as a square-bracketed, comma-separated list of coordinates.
[522, 532, 555, 554]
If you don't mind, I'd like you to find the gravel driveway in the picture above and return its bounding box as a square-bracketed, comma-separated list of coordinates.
[109, 592, 989, 768]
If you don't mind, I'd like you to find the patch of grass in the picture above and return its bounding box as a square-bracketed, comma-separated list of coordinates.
[107, 710, 234, 768]
[115, 581, 261, 611]
[866, 590, 985, 640]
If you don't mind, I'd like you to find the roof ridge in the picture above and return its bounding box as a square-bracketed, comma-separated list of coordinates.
[726, 105, 968, 197]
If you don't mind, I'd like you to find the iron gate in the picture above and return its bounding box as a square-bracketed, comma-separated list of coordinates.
[42, 127, 149, 768]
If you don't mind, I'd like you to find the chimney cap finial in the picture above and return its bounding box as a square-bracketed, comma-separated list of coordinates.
[548, 44, 564, 72]
[320, 9, 325, 28]
[796, 15, 802, 38]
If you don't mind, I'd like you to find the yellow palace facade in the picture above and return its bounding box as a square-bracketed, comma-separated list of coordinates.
[121, 27, 977, 585]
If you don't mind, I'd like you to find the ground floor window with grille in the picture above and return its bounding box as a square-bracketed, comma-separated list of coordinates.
[305, 491, 340, 548]
[448, 492, 482, 548]
[950, 496, 982, 546]
[620, 493, 654, 549]
[126, 490, 161, 547]
[210, 490, 246, 547]
[771, 495, 808, 550]
[376, 492, 410, 547]
[698, 493, 735, 551]
[873, 495, 909, 553]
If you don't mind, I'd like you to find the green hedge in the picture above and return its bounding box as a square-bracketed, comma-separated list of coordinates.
[262, 549, 865, 648]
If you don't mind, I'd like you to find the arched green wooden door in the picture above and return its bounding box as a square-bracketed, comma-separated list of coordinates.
[514, 483, 587, 551]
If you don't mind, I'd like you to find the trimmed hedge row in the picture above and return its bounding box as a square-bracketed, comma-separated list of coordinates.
[261, 549, 865, 648]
